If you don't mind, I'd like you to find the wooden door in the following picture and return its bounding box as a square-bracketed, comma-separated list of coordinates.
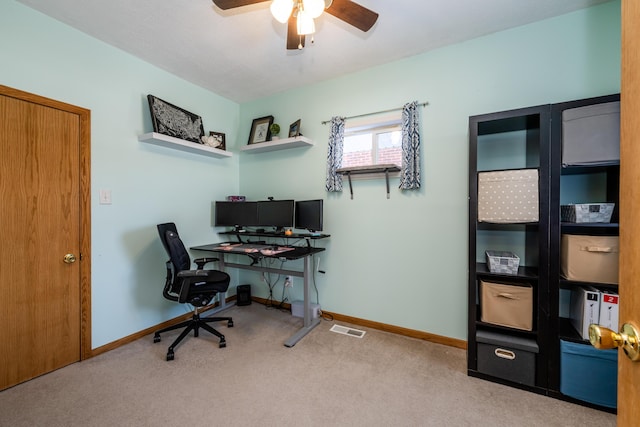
[618, 1, 640, 424]
[0, 85, 91, 390]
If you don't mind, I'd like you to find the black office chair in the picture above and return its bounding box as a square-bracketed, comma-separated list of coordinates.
[153, 222, 233, 361]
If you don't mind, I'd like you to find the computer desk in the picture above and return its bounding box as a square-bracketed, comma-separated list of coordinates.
[191, 233, 328, 347]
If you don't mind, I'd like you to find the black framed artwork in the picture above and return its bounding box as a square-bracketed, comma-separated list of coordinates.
[147, 95, 205, 143]
[289, 119, 301, 137]
[248, 115, 274, 144]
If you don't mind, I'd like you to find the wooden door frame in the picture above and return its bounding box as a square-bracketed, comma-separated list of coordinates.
[619, 1, 640, 424]
[1, 84, 92, 360]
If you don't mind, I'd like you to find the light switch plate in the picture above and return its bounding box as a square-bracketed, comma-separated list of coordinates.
[99, 189, 112, 205]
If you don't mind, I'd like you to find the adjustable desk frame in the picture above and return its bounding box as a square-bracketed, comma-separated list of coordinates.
[191, 234, 327, 347]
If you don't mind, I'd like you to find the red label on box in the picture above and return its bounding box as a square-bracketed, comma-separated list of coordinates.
[603, 294, 619, 304]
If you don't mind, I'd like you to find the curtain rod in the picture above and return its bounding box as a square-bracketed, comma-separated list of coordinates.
[321, 102, 428, 125]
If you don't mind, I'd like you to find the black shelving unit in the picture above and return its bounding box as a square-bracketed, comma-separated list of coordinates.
[468, 105, 551, 391]
[548, 94, 620, 413]
[468, 94, 620, 413]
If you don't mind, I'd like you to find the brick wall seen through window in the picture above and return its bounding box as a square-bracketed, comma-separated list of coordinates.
[342, 124, 402, 168]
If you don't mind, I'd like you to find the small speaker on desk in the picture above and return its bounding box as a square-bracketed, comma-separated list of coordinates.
[237, 284, 252, 306]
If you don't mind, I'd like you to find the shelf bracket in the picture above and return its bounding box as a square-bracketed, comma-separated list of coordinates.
[385, 168, 391, 199]
[345, 171, 353, 199]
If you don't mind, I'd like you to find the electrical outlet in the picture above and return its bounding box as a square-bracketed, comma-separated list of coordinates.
[284, 276, 293, 287]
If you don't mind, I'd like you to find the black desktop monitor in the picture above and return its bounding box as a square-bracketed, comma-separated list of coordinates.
[214, 201, 259, 228]
[295, 199, 323, 232]
[257, 199, 294, 229]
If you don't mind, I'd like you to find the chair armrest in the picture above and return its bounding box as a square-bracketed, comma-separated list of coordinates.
[194, 257, 219, 270]
[177, 269, 210, 279]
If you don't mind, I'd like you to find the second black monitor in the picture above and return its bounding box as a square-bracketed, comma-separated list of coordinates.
[257, 199, 294, 228]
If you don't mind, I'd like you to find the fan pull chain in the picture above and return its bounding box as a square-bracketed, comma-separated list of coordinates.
[297, 35, 314, 49]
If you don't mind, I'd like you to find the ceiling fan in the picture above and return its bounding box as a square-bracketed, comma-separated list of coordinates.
[211, 0, 379, 50]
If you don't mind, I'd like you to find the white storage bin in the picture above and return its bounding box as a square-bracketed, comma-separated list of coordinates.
[478, 169, 539, 223]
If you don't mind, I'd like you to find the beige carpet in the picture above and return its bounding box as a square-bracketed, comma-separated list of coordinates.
[0, 303, 616, 426]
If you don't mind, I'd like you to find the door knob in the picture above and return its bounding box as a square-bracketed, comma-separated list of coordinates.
[63, 253, 77, 264]
[589, 322, 640, 362]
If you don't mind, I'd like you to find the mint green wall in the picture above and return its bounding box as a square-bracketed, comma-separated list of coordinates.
[1, 1, 241, 348]
[0, 1, 620, 347]
[238, 1, 620, 340]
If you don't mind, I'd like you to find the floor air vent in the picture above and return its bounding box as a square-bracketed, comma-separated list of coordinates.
[330, 324, 366, 338]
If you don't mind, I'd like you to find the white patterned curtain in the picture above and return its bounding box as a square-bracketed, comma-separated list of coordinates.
[399, 101, 421, 190]
[325, 116, 345, 192]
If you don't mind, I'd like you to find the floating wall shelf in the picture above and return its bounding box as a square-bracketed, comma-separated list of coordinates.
[240, 136, 314, 153]
[138, 132, 232, 158]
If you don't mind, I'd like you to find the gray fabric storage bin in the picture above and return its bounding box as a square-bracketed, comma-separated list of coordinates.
[476, 330, 539, 386]
[562, 101, 620, 166]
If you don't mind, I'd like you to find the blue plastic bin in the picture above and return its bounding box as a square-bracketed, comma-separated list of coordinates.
[560, 339, 617, 408]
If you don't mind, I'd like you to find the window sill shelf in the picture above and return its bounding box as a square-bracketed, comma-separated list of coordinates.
[336, 164, 401, 175]
[336, 164, 401, 199]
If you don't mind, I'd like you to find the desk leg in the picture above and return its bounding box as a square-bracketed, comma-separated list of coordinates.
[284, 255, 321, 347]
[204, 254, 236, 317]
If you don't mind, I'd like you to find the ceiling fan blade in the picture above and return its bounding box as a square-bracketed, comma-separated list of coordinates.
[287, 16, 305, 50]
[325, 0, 378, 32]
[211, 0, 268, 10]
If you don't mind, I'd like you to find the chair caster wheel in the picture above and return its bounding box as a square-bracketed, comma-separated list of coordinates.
[154, 335, 161, 343]
[166, 351, 174, 361]
[228, 320, 234, 327]
[219, 341, 226, 348]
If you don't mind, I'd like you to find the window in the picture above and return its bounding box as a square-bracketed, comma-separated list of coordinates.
[341, 120, 402, 168]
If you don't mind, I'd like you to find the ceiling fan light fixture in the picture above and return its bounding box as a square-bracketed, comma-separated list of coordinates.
[297, 10, 315, 35]
[270, 0, 294, 24]
[303, 0, 325, 19]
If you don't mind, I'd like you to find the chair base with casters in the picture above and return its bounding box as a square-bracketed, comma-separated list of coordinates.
[155, 222, 234, 361]
[153, 306, 234, 361]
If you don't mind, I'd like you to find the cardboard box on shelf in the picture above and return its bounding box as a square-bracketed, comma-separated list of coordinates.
[561, 234, 619, 284]
[480, 280, 533, 331]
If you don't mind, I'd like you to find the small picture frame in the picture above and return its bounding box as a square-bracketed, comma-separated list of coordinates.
[209, 131, 226, 150]
[289, 119, 301, 137]
[248, 115, 274, 144]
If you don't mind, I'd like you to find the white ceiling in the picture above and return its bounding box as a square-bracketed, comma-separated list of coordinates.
[18, 0, 612, 103]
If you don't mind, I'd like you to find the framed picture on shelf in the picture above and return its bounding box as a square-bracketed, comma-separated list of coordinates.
[289, 119, 301, 137]
[147, 94, 204, 144]
[248, 115, 274, 144]
[209, 131, 226, 150]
